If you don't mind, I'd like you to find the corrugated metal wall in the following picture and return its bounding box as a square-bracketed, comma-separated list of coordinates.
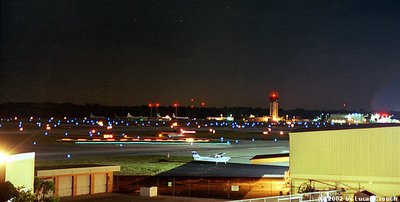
[290, 126, 400, 196]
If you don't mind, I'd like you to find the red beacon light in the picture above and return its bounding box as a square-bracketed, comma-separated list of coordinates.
[269, 91, 279, 101]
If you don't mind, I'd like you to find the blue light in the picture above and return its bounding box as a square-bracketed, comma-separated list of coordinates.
[65, 133, 68, 136]
[67, 154, 71, 158]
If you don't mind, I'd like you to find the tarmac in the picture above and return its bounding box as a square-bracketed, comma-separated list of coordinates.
[61, 193, 227, 202]
[157, 161, 288, 177]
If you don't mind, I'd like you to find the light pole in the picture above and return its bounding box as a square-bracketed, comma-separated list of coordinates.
[173, 103, 178, 118]
[190, 98, 194, 118]
[148, 103, 153, 119]
[201, 102, 205, 119]
[155, 103, 160, 118]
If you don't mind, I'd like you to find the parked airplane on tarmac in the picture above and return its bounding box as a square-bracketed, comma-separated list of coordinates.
[173, 113, 189, 120]
[90, 113, 106, 119]
[191, 151, 231, 164]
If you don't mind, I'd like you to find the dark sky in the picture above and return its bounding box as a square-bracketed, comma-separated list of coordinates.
[1, 0, 400, 110]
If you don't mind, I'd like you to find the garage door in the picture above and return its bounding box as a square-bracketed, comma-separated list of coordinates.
[94, 174, 107, 193]
[58, 176, 72, 197]
[76, 175, 90, 195]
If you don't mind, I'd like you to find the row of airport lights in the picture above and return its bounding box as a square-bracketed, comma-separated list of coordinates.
[1, 116, 365, 135]
[148, 101, 206, 117]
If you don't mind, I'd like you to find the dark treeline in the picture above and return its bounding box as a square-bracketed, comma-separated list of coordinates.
[0, 103, 398, 120]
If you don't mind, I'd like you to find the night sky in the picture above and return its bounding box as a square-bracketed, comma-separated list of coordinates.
[1, 0, 400, 111]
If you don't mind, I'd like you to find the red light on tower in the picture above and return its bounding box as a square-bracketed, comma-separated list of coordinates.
[269, 91, 279, 101]
[201, 102, 205, 107]
[148, 103, 153, 108]
[269, 91, 279, 121]
[155, 103, 160, 107]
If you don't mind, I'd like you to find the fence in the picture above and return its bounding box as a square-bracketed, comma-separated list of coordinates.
[230, 190, 341, 202]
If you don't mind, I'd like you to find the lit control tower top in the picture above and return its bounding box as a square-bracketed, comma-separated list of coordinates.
[269, 91, 279, 102]
[269, 91, 279, 121]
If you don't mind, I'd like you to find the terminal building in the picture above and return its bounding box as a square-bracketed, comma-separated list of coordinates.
[289, 126, 400, 196]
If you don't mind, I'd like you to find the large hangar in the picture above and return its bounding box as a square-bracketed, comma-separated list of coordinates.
[289, 126, 400, 196]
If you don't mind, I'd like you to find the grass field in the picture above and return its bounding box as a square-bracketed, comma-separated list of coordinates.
[35, 155, 193, 176]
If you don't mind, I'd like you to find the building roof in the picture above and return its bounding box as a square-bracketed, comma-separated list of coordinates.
[35, 164, 113, 170]
[36, 164, 121, 177]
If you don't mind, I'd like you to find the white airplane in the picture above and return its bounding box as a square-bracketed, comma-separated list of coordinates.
[126, 113, 147, 121]
[172, 113, 189, 120]
[90, 113, 106, 119]
[158, 132, 185, 138]
[191, 151, 231, 164]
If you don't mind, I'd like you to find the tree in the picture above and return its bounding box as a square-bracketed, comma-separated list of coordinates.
[34, 178, 58, 202]
[0, 181, 17, 202]
[12, 187, 35, 202]
[0, 181, 35, 202]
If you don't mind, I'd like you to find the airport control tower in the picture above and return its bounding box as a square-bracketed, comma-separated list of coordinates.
[269, 91, 279, 121]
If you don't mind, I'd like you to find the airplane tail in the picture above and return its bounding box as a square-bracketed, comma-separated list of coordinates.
[172, 113, 176, 118]
[191, 151, 201, 160]
[127, 113, 134, 118]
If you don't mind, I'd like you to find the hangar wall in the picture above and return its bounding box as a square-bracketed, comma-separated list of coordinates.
[4, 152, 35, 191]
[290, 126, 400, 196]
[37, 165, 120, 197]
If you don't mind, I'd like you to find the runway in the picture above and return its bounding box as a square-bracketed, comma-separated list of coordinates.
[0, 120, 289, 164]
[26, 140, 288, 164]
